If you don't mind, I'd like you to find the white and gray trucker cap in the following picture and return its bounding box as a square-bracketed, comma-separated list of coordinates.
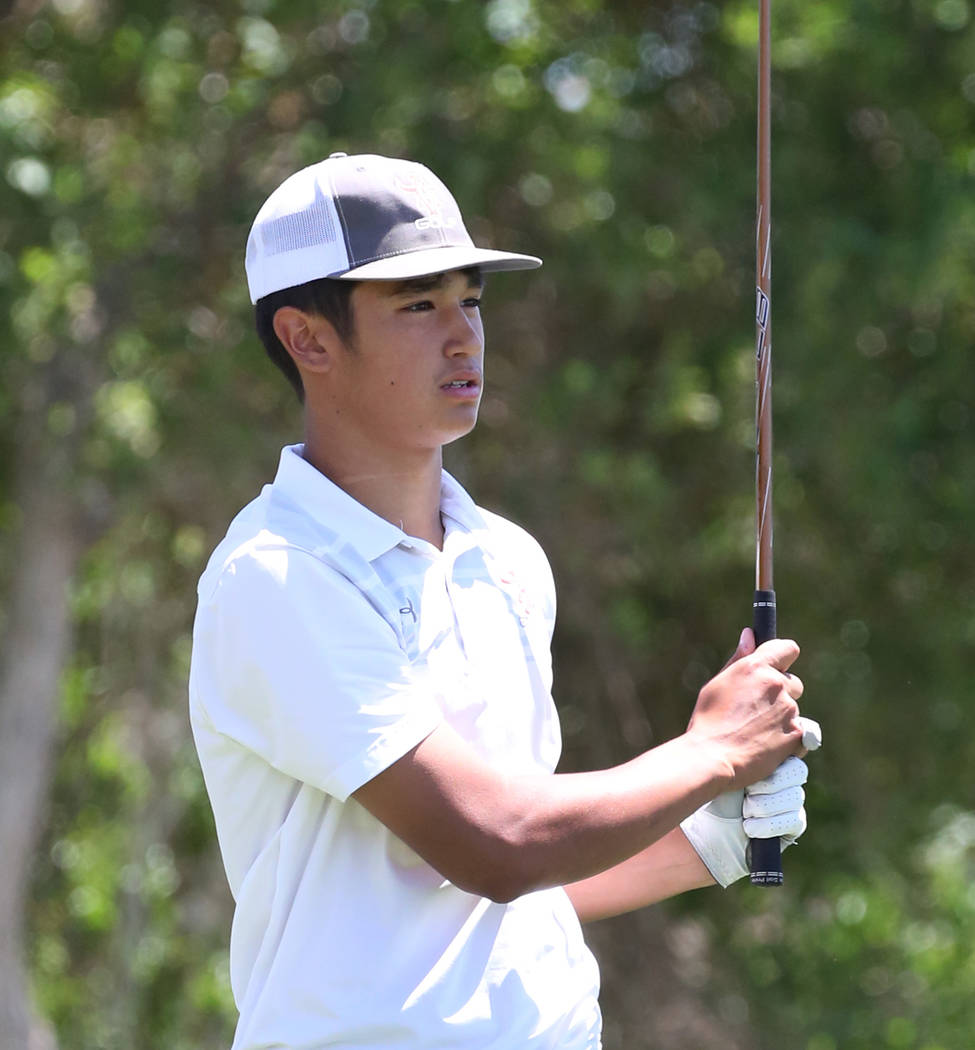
[245, 152, 542, 303]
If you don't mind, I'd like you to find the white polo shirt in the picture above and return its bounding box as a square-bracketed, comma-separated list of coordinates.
[189, 444, 601, 1050]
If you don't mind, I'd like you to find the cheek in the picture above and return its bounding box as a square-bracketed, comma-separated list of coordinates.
[364, 361, 430, 423]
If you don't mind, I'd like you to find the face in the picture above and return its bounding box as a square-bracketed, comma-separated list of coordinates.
[320, 268, 485, 457]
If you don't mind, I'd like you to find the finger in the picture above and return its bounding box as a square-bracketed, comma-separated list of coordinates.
[798, 716, 822, 752]
[721, 627, 756, 670]
[783, 672, 804, 701]
[744, 807, 806, 841]
[747, 756, 808, 795]
[744, 784, 805, 819]
[755, 637, 800, 672]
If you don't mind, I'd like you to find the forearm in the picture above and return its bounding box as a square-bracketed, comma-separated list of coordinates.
[356, 726, 732, 903]
[355, 633, 805, 904]
[563, 827, 715, 923]
[496, 734, 732, 898]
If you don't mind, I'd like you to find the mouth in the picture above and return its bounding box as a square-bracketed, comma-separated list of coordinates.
[440, 372, 482, 395]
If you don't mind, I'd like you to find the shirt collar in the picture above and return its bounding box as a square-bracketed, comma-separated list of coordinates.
[271, 444, 405, 562]
[440, 469, 488, 534]
[270, 445, 488, 563]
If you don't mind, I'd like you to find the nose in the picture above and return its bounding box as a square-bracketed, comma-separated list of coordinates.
[444, 302, 483, 357]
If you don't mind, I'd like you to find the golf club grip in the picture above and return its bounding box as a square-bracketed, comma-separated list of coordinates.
[749, 588, 783, 885]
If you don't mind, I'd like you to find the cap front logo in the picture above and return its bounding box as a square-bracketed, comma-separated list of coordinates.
[414, 214, 457, 231]
[394, 171, 456, 232]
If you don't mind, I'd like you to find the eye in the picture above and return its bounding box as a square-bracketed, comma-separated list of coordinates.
[462, 297, 482, 309]
[403, 300, 434, 312]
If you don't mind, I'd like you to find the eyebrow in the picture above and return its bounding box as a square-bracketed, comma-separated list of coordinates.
[385, 268, 485, 297]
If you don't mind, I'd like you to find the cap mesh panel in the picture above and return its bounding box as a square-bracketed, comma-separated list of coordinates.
[259, 202, 338, 257]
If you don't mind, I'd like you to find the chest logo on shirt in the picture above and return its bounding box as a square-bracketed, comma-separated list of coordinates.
[497, 569, 534, 626]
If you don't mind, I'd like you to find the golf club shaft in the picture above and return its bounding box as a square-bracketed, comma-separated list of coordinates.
[749, 0, 782, 887]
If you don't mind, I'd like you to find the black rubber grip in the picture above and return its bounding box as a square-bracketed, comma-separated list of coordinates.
[749, 589, 783, 886]
[752, 588, 777, 647]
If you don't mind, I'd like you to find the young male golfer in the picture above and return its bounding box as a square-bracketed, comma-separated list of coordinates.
[189, 152, 818, 1049]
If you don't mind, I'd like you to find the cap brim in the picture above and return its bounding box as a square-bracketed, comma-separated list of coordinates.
[332, 246, 542, 281]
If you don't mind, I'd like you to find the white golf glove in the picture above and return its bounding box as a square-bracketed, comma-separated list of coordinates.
[680, 717, 822, 887]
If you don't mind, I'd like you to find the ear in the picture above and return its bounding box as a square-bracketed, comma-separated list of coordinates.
[272, 307, 342, 376]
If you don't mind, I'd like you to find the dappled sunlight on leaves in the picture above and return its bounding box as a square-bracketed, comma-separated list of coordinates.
[0, 0, 972, 1046]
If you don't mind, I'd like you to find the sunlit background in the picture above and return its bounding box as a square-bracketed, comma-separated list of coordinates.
[2, 1, 974, 1047]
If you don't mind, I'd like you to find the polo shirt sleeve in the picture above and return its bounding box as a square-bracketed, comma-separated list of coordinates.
[192, 544, 442, 802]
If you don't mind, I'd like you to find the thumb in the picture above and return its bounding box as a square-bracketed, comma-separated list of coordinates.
[721, 627, 756, 670]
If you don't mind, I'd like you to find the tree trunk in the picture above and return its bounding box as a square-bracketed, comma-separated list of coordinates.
[0, 415, 85, 1050]
[586, 905, 756, 1050]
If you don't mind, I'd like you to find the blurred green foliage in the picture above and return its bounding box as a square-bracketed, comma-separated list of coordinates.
[1, 0, 974, 1046]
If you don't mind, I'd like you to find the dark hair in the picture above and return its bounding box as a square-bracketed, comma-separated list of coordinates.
[254, 277, 358, 403]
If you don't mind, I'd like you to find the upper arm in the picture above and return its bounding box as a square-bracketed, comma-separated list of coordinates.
[353, 722, 533, 903]
[191, 548, 441, 801]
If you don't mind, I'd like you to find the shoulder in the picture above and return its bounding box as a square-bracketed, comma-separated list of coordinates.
[477, 507, 550, 569]
[475, 506, 556, 614]
[194, 531, 407, 673]
[442, 469, 554, 590]
[196, 493, 363, 614]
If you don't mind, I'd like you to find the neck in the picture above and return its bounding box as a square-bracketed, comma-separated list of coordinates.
[301, 421, 446, 549]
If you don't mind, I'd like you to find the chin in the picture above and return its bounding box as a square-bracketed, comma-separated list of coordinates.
[441, 416, 479, 446]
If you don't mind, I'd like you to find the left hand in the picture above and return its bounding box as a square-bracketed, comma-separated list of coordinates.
[679, 718, 821, 887]
[742, 754, 808, 845]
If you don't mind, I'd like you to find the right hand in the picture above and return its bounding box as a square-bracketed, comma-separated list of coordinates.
[686, 627, 804, 789]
